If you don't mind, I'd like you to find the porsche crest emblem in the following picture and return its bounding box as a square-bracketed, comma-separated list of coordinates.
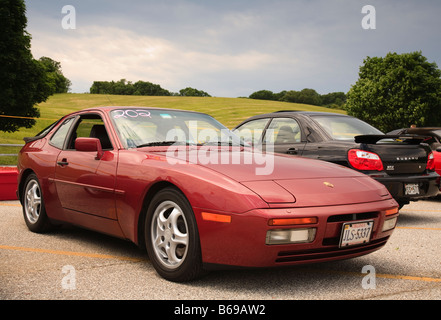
[323, 182, 334, 188]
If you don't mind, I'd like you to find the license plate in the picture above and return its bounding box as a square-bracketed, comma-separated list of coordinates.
[339, 220, 373, 247]
[405, 183, 420, 195]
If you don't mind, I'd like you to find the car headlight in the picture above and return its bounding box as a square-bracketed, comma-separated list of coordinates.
[266, 228, 316, 245]
[382, 217, 397, 232]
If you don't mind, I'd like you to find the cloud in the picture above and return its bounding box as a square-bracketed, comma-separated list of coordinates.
[29, 24, 278, 95]
[25, 0, 441, 97]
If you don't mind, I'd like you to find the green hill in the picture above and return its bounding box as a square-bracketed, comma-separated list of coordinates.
[0, 93, 345, 165]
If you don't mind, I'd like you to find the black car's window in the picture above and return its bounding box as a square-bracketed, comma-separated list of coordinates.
[311, 115, 383, 140]
[265, 118, 301, 144]
[66, 114, 113, 150]
[49, 117, 75, 149]
[233, 118, 269, 146]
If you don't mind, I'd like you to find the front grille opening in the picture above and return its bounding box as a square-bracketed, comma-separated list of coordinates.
[275, 237, 389, 263]
[327, 211, 378, 223]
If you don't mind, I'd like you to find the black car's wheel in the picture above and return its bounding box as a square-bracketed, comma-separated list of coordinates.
[22, 173, 53, 233]
[145, 187, 203, 282]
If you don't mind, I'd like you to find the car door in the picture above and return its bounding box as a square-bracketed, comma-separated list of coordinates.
[53, 112, 118, 219]
[263, 117, 306, 155]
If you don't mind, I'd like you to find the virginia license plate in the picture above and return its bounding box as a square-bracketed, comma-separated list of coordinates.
[405, 183, 420, 195]
[339, 220, 373, 247]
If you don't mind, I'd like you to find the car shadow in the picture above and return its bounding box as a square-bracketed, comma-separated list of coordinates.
[397, 204, 441, 227]
[46, 224, 146, 261]
[184, 256, 402, 299]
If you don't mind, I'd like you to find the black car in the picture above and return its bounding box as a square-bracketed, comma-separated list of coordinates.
[234, 111, 440, 208]
[388, 127, 441, 152]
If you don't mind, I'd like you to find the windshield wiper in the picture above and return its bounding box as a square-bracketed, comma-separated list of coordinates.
[136, 141, 185, 148]
[202, 141, 245, 147]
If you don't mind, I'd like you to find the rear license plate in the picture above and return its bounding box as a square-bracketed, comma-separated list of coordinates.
[339, 220, 373, 247]
[405, 183, 420, 195]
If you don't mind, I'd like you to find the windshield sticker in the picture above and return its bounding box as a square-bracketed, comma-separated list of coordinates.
[113, 109, 151, 119]
[160, 114, 172, 119]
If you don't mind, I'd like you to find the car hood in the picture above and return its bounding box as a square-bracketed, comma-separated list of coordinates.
[149, 147, 392, 207]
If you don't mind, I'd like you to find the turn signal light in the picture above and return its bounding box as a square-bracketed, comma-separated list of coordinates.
[201, 212, 232, 223]
[268, 217, 318, 226]
[348, 149, 383, 171]
[383, 207, 399, 216]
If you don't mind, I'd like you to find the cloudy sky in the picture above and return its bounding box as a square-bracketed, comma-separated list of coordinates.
[25, 0, 441, 98]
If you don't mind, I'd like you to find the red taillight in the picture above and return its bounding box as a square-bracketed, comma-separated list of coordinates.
[426, 152, 435, 171]
[348, 149, 383, 171]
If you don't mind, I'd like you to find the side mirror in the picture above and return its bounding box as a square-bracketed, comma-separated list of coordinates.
[75, 137, 104, 160]
[437, 146, 441, 152]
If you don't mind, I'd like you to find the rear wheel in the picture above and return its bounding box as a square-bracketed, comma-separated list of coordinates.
[22, 173, 53, 233]
[145, 187, 203, 282]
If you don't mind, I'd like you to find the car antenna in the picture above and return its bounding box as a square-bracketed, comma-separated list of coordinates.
[105, 95, 115, 106]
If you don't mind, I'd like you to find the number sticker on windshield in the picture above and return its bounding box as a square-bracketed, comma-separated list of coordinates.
[113, 109, 151, 119]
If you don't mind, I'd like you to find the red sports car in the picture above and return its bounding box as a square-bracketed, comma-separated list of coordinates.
[18, 107, 399, 282]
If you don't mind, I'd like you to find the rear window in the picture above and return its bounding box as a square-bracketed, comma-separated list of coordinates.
[311, 115, 383, 141]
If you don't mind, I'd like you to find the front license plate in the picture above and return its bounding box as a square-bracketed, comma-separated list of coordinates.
[405, 183, 420, 195]
[339, 220, 373, 247]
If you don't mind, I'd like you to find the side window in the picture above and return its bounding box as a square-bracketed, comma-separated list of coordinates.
[66, 114, 113, 150]
[233, 118, 269, 146]
[49, 117, 75, 149]
[265, 118, 301, 144]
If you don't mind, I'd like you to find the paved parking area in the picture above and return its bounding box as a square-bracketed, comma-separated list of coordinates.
[1, 199, 440, 301]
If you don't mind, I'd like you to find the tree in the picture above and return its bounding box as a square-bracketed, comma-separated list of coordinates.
[346, 52, 441, 132]
[321, 92, 346, 108]
[282, 88, 322, 106]
[134, 80, 171, 96]
[0, 0, 52, 133]
[39, 56, 71, 93]
[179, 87, 211, 97]
[249, 90, 275, 100]
[90, 79, 172, 96]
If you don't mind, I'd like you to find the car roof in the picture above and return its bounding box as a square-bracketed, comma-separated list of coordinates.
[69, 106, 209, 116]
[242, 110, 349, 121]
[274, 110, 347, 116]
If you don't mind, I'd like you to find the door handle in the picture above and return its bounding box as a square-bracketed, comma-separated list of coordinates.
[287, 148, 297, 155]
[57, 158, 69, 166]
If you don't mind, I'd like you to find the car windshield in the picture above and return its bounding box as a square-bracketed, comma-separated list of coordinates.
[110, 108, 243, 148]
[311, 115, 383, 141]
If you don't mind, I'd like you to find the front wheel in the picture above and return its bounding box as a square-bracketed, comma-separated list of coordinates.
[145, 187, 203, 282]
[22, 173, 53, 233]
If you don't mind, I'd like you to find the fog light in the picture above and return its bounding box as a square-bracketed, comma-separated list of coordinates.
[382, 217, 397, 232]
[266, 228, 316, 245]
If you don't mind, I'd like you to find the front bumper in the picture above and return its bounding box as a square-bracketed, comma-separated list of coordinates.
[195, 198, 398, 268]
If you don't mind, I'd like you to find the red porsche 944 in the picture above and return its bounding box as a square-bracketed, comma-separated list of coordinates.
[17, 107, 399, 282]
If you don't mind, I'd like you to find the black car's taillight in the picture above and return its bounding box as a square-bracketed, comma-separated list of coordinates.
[348, 149, 384, 171]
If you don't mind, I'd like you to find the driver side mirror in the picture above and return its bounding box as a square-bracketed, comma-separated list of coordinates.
[436, 146, 441, 152]
[75, 137, 104, 160]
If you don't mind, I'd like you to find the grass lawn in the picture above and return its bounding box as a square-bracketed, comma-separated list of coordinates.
[0, 93, 345, 165]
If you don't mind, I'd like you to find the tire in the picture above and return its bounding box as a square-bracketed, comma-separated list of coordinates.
[145, 187, 203, 282]
[22, 173, 53, 233]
